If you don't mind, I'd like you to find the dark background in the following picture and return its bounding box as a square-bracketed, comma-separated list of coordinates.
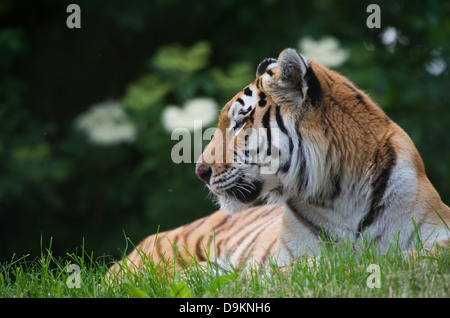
[1, 0, 449, 262]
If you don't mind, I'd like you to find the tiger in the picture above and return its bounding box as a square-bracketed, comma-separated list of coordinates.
[108, 48, 449, 279]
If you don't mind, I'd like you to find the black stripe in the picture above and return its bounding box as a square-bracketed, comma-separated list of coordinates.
[210, 215, 231, 237]
[244, 134, 250, 164]
[223, 207, 275, 259]
[172, 234, 180, 245]
[330, 168, 342, 200]
[275, 106, 294, 152]
[239, 217, 279, 268]
[256, 58, 277, 77]
[195, 237, 206, 262]
[223, 206, 268, 247]
[343, 82, 366, 107]
[288, 137, 294, 157]
[248, 107, 255, 124]
[238, 106, 251, 115]
[343, 82, 369, 111]
[316, 63, 335, 83]
[299, 55, 308, 73]
[286, 199, 336, 242]
[343, 82, 359, 95]
[183, 218, 207, 247]
[236, 97, 244, 105]
[275, 106, 293, 172]
[258, 91, 267, 107]
[262, 237, 279, 264]
[219, 210, 258, 249]
[244, 87, 252, 96]
[275, 106, 288, 134]
[357, 136, 397, 235]
[262, 106, 272, 155]
[304, 66, 323, 107]
[296, 126, 308, 192]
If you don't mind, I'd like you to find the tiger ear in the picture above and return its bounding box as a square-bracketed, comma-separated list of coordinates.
[264, 48, 317, 108]
[256, 58, 278, 78]
[277, 48, 308, 88]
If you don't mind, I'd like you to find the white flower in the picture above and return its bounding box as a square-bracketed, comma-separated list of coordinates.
[379, 26, 409, 53]
[75, 100, 137, 146]
[162, 97, 217, 132]
[298, 36, 350, 68]
[380, 26, 398, 47]
[425, 50, 447, 76]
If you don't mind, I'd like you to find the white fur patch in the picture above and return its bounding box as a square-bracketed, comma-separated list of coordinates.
[298, 54, 309, 75]
[227, 86, 258, 129]
[265, 60, 278, 73]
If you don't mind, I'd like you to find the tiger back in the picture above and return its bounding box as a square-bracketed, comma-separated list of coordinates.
[108, 48, 449, 279]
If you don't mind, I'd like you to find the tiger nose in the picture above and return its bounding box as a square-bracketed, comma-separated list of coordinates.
[195, 163, 212, 185]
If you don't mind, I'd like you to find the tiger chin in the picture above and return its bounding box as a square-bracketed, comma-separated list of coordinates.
[108, 48, 449, 280]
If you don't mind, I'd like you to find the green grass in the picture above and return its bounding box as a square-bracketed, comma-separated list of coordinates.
[1, 237, 449, 298]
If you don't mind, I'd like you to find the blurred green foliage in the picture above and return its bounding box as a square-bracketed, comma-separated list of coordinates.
[0, 0, 449, 261]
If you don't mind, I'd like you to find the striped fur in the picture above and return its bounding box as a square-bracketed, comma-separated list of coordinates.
[108, 205, 284, 278]
[108, 48, 449, 279]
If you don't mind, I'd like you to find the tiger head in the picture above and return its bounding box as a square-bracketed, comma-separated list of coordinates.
[196, 48, 326, 213]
